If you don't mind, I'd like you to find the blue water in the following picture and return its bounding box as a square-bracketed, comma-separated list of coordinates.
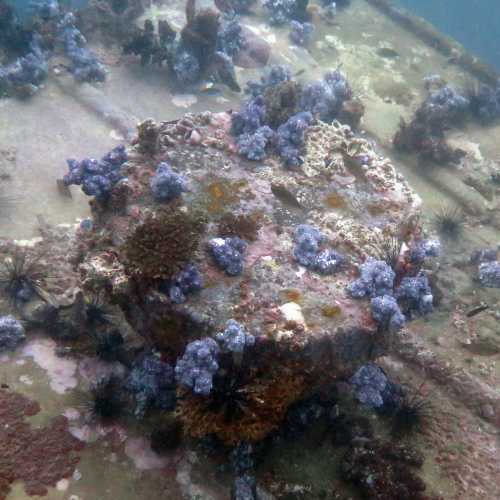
[7, 0, 500, 71]
[7, 0, 88, 18]
[396, 0, 500, 70]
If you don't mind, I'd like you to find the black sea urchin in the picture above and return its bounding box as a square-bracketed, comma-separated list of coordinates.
[391, 387, 433, 438]
[87, 376, 127, 422]
[150, 419, 184, 454]
[208, 370, 251, 424]
[433, 205, 464, 239]
[0, 248, 48, 306]
[95, 329, 125, 362]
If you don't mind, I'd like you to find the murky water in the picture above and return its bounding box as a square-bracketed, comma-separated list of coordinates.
[1, 1, 500, 499]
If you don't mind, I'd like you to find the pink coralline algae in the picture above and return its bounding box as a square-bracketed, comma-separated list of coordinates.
[0, 388, 84, 499]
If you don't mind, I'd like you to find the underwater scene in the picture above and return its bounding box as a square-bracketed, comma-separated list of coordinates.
[0, 1, 499, 499]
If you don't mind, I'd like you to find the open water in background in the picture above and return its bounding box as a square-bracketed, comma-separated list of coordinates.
[396, 0, 500, 70]
[10, 0, 500, 71]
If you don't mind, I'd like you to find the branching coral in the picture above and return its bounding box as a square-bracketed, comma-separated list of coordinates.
[395, 273, 433, 317]
[408, 239, 440, 265]
[216, 16, 246, 57]
[167, 263, 203, 304]
[215, 0, 256, 15]
[292, 224, 346, 274]
[175, 337, 221, 395]
[236, 126, 274, 160]
[57, 13, 106, 82]
[181, 6, 220, 70]
[0, 314, 25, 352]
[126, 354, 176, 417]
[150, 162, 187, 203]
[216, 319, 255, 353]
[346, 258, 395, 298]
[30, 0, 60, 20]
[0, 35, 48, 97]
[349, 363, 402, 410]
[263, 0, 310, 25]
[370, 295, 406, 333]
[289, 20, 315, 47]
[233, 68, 360, 165]
[208, 236, 247, 276]
[231, 95, 267, 135]
[64, 144, 128, 200]
[394, 84, 469, 165]
[466, 79, 500, 123]
[122, 1, 240, 90]
[478, 260, 500, 288]
[245, 65, 292, 97]
[0, 0, 32, 58]
[300, 70, 353, 123]
[123, 209, 205, 281]
[275, 111, 313, 167]
[123, 19, 169, 66]
[1, 3, 106, 97]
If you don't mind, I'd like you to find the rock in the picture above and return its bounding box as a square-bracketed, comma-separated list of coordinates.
[480, 403, 495, 420]
[234, 27, 271, 69]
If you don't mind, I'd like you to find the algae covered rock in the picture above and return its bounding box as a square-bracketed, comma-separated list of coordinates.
[29, 108, 423, 446]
